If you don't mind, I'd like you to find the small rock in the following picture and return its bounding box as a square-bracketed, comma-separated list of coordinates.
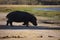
[48, 36, 54, 37]
[58, 39, 60, 40]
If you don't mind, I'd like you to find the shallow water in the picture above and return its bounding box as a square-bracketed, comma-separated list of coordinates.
[34, 7, 60, 11]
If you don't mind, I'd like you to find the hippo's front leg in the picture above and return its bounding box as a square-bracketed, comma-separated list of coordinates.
[23, 21, 29, 27]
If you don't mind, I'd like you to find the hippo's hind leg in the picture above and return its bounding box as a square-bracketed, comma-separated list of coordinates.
[6, 20, 9, 26]
[10, 22, 12, 26]
[6, 20, 12, 26]
[6, 20, 10, 26]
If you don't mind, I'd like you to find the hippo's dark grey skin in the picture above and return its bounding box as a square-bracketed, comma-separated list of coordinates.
[6, 11, 37, 26]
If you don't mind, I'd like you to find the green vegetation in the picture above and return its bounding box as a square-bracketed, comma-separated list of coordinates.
[0, 6, 60, 20]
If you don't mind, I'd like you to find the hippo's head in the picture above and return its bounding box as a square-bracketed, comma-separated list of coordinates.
[30, 17, 37, 26]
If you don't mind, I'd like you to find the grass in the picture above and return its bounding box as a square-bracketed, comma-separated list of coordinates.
[0, 5, 60, 20]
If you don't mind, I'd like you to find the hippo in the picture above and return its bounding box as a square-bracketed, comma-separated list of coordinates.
[6, 11, 37, 26]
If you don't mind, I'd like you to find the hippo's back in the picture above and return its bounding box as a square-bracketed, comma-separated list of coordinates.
[6, 11, 35, 21]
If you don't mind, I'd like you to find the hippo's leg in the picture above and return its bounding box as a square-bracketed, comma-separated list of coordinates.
[24, 21, 29, 27]
[6, 20, 13, 26]
[6, 20, 9, 26]
[10, 22, 12, 26]
[23, 23, 26, 25]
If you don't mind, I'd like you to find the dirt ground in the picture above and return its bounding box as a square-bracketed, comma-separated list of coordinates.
[0, 13, 60, 40]
[0, 30, 60, 40]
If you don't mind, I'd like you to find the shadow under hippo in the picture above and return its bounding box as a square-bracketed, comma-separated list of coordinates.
[6, 11, 37, 26]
